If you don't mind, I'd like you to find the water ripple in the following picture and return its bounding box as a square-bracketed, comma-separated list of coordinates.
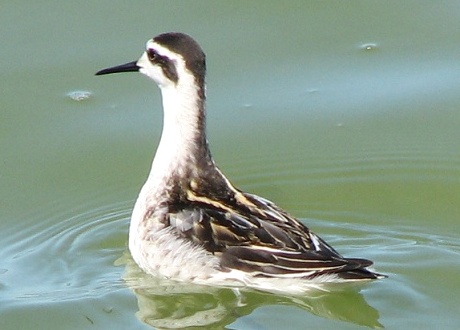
[227, 147, 460, 187]
[1, 199, 133, 305]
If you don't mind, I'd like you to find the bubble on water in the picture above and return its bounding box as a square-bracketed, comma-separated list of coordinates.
[67, 90, 92, 101]
[360, 43, 378, 51]
[103, 307, 113, 314]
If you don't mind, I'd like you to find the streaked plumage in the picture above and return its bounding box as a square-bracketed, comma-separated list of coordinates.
[96, 32, 385, 293]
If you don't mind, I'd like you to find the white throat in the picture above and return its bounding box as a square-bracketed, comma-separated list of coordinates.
[152, 81, 206, 178]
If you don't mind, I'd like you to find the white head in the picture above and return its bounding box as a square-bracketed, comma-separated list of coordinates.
[96, 32, 206, 99]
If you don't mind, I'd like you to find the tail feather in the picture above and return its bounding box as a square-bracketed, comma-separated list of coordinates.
[335, 258, 386, 280]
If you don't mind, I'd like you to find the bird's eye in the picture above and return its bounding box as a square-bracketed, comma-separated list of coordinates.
[147, 49, 158, 62]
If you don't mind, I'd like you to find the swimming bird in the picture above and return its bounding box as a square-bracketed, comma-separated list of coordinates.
[96, 32, 385, 293]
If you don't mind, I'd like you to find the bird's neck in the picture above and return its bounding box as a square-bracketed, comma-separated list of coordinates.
[147, 81, 213, 188]
[132, 79, 235, 233]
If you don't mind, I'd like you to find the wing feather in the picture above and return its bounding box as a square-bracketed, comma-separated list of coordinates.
[167, 189, 383, 280]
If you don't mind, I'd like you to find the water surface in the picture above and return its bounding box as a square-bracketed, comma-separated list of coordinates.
[1, 1, 460, 329]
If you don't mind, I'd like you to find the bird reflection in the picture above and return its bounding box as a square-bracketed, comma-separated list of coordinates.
[117, 253, 383, 329]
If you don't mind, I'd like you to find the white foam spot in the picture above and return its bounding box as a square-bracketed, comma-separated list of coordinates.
[67, 90, 92, 101]
[360, 43, 378, 51]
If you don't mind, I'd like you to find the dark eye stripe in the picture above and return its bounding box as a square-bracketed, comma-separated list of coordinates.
[147, 49, 171, 66]
[147, 49, 169, 64]
[147, 49, 160, 62]
[147, 48, 178, 84]
[162, 61, 178, 84]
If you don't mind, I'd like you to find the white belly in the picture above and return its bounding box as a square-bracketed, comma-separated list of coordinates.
[129, 225, 221, 281]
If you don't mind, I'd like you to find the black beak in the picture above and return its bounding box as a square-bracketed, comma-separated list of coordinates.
[95, 61, 140, 76]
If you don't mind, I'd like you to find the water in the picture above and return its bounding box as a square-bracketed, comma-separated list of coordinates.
[1, 1, 460, 329]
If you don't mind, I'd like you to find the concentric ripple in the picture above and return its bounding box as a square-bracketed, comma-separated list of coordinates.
[1, 198, 133, 306]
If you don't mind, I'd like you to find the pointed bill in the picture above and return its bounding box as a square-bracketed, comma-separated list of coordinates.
[95, 61, 140, 76]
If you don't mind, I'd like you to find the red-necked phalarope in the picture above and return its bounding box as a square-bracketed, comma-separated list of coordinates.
[96, 32, 385, 294]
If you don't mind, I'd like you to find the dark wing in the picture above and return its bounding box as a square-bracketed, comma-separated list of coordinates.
[168, 190, 382, 280]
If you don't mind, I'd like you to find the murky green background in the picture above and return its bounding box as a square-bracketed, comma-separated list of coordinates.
[2, 1, 460, 329]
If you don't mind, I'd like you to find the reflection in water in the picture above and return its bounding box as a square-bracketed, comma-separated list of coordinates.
[118, 253, 383, 329]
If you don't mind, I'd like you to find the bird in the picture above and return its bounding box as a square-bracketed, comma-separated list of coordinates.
[96, 32, 385, 294]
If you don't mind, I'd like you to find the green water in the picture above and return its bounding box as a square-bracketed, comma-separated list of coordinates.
[2, 1, 460, 329]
